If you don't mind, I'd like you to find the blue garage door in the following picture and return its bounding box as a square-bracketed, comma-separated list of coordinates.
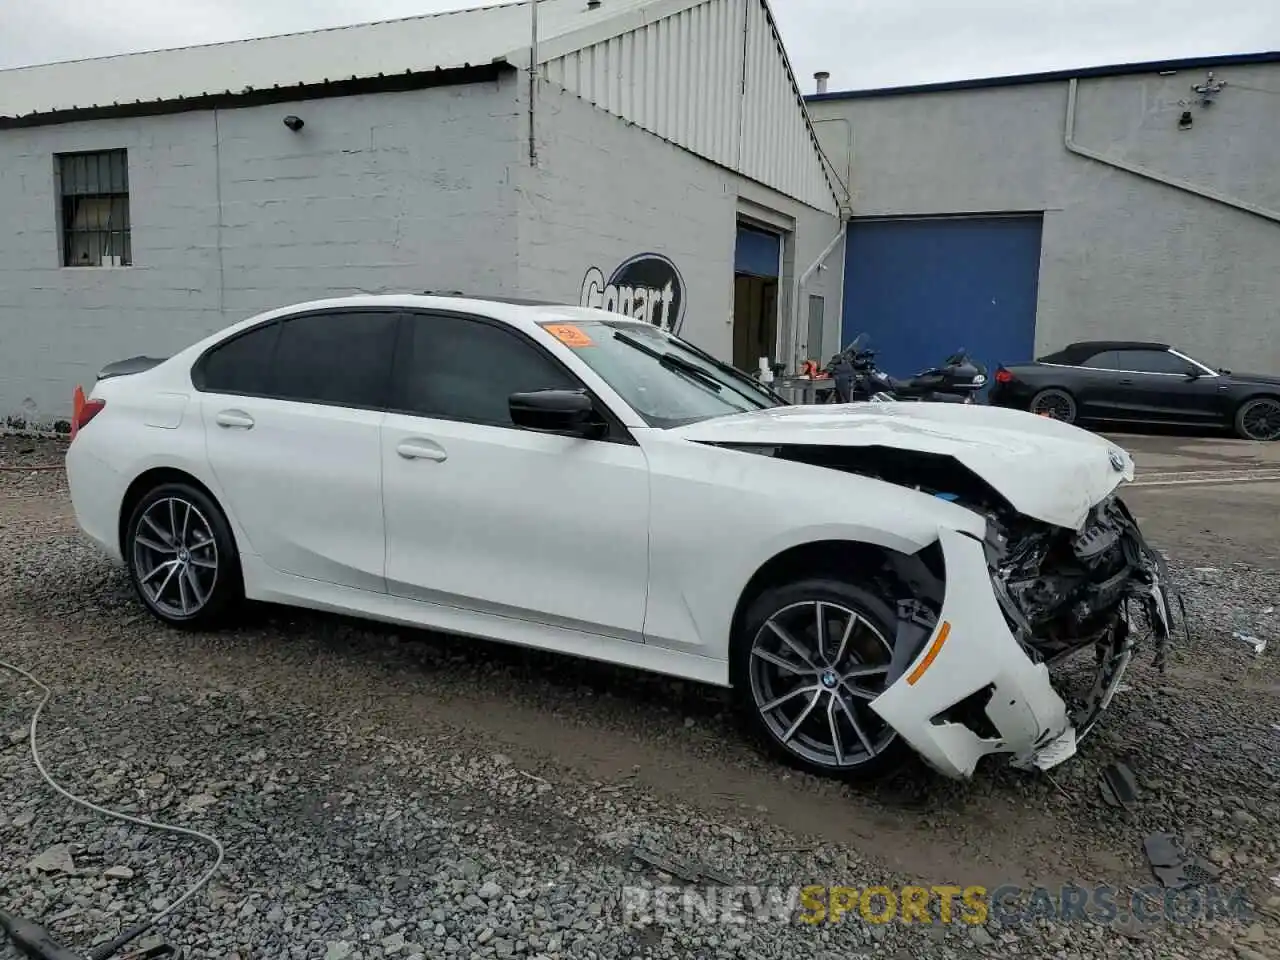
[841, 215, 1043, 383]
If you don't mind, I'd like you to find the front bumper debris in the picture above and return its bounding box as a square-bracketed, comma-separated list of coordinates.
[869, 527, 1072, 779]
[870, 498, 1181, 780]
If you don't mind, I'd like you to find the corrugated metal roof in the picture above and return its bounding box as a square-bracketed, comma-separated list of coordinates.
[0, 0, 839, 212]
[542, 0, 839, 211]
[0, 0, 648, 118]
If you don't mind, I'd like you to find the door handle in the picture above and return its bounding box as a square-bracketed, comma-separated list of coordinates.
[1118, 379, 1134, 386]
[396, 438, 448, 462]
[215, 410, 255, 429]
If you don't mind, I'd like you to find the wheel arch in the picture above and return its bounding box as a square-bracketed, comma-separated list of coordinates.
[1235, 390, 1280, 408]
[1234, 392, 1280, 440]
[1030, 384, 1077, 399]
[1028, 385, 1078, 417]
[726, 538, 944, 687]
[117, 467, 225, 558]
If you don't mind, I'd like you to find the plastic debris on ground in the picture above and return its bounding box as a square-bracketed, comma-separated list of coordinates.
[1231, 632, 1268, 655]
[1142, 832, 1222, 890]
[1098, 762, 1140, 810]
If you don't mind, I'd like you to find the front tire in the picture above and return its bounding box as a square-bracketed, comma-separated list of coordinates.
[125, 482, 243, 629]
[1235, 397, 1280, 441]
[1029, 387, 1077, 423]
[732, 578, 907, 780]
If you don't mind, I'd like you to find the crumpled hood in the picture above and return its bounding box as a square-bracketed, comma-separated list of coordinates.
[671, 402, 1135, 530]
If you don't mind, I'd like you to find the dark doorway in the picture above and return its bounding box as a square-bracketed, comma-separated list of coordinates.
[733, 275, 779, 372]
[733, 224, 782, 373]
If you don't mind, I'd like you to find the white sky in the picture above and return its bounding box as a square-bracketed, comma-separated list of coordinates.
[0, 0, 1276, 91]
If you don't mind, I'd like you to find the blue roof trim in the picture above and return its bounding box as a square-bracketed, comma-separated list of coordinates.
[805, 50, 1280, 102]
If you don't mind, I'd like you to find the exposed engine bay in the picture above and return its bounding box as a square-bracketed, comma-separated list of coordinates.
[751, 443, 1182, 748]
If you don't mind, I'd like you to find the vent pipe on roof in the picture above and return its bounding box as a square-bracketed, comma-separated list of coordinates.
[814, 71, 830, 95]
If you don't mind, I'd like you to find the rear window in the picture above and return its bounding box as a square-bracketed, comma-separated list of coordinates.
[195, 309, 399, 408]
[198, 322, 280, 394]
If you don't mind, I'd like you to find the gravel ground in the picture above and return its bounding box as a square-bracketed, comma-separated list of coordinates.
[1, 434, 1278, 960]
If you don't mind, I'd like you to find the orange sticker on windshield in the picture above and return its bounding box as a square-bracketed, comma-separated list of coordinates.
[544, 323, 594, 348]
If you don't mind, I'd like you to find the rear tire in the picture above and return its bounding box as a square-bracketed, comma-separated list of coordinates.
[732, 577, 908, 781]
[1029, 388, 1077, 423]
[124, 482, 243, 629]
[1235, 397, 1280, 442]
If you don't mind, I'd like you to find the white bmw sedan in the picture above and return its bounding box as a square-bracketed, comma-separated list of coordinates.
[66, 295, 1177, 781]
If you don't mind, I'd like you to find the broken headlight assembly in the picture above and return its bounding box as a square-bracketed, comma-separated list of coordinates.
[981, 495, 1182, 739]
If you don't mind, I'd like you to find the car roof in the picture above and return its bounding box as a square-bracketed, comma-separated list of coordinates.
[218, 293, 658, 341]
[1038, 340, 1172, 365]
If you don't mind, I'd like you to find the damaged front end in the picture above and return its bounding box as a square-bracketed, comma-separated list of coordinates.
[755, 443, 1182, 778]
[984, 494, 1179, 747]
[870, 499, 1181, 780]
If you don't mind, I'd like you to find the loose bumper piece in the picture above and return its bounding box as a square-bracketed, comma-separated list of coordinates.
[870, 527, 1073, 779]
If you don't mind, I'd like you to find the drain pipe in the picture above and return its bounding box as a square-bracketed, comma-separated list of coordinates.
[1064, 77, 1280, 224]
[528, 0, 539, 166]
[788, 217, 848, 370]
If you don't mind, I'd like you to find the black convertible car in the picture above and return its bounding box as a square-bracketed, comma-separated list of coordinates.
[988, 341, 1280, 441]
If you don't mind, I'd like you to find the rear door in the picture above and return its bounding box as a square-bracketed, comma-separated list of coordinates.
[1040, 350, 1124, 420]
[195, 308, 398, 593]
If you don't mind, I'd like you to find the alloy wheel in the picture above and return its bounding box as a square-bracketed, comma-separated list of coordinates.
[1240, 398, 1280, 442]
[747, 600, 897, 770]
[132, 497, 220, 619]
[1031, 390, 1075, 421]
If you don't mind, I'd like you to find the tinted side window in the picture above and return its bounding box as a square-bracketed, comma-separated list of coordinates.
[1116, 350, 1194, 374]
[1081, 351, 1122, 370]
[398, 313, 577, 425]
[271, 311, 399, 408]
[199, 321, 280, 394]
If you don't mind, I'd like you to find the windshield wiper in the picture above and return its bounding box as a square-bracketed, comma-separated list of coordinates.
[673, 338, 786, 406]
[613, 331, 727, 395]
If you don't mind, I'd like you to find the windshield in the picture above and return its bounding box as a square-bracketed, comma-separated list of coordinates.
[537, 317, 784, 427]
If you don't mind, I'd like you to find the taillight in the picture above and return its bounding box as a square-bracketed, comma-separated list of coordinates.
[994, 367, 1014, 384]
[70, 385, 105, 440]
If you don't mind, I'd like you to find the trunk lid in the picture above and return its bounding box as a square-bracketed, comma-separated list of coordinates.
[96, 355, 168, 382]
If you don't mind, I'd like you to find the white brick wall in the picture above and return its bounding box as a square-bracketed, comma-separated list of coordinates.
[0, 71, 842, 426]
[516, 80, 844, 363]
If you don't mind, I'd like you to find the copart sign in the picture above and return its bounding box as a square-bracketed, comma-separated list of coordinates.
[579, 254, 686, 335]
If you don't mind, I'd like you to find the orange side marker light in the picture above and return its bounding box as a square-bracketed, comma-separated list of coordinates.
[906, 621, 951, 686]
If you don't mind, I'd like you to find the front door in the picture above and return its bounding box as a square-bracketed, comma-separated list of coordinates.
[196, 308, 398, 593]
[380, 310, 651, 639]
[1095, 348, 1229, 423]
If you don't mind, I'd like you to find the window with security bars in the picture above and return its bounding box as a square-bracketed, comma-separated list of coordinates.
[57, 149, 132, 267]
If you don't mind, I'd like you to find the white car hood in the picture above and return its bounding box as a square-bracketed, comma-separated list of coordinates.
[671, 402, 1135, 530]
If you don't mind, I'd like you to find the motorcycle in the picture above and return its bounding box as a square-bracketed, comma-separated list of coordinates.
[823, 334, 987, 404]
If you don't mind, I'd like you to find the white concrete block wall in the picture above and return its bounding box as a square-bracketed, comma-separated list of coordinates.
[515, 80, 844, 363]
[0, 113, 224, 427]
[0, 70, 843, 427]
[808, 62, 1280, 373]
[0, 80, 522, 426]
[515, 82, 738, 357]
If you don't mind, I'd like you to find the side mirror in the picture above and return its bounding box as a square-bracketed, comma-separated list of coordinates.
[1184, 370, 1202, 381]
[509, 389, 606, 439]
